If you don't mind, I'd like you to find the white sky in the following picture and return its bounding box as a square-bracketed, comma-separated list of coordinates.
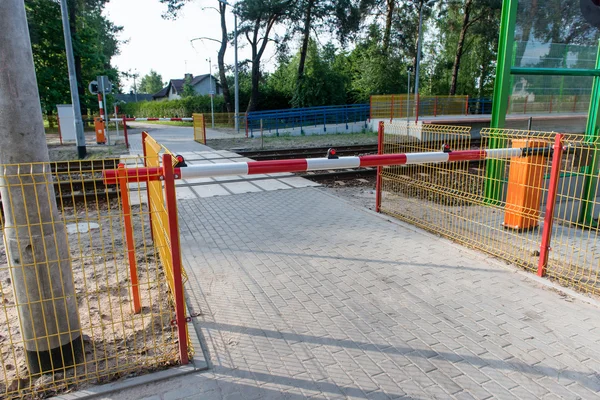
[103, 0, 280, 92]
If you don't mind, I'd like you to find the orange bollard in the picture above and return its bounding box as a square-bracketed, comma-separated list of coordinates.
[503, 139, 549, 230]
[94, 117, 106, 144]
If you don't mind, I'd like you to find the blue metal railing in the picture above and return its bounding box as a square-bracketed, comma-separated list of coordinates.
[245, 104, 370, 137]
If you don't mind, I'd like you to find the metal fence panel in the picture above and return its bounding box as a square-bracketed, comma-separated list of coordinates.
[0, 154, 189, 398]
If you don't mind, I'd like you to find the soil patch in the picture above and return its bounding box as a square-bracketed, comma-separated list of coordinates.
[0, 201, 180, 399]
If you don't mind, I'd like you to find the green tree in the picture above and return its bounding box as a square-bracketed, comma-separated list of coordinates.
[181, 75, 196, 98]
[25, 0, 121, 115]
[138, 70, 165, 94]
[238, 0, 295, 111]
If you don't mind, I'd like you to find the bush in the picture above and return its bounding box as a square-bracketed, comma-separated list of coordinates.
[120, 95, 226, 118]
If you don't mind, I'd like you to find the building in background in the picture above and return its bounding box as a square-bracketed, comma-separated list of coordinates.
[153, 73, 221, 101]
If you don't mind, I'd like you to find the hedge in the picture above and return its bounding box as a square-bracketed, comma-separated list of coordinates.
[120, 95, 226, 118]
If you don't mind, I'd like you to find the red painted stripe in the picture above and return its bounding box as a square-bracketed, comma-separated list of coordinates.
[247, 159, 308, 175]
[447, 150, 486, 162]
[359, 154, 407, 167]
[103, 166, 163, 184]
[147, 118, 159, 121]
[170, 118, 183, 121]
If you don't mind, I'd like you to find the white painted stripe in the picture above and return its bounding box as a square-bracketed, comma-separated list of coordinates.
[485, 148, 522, 159]
[405, 152, 449, 164]
[98, 101, 103, 109]
[306, 157, 360, 171]
[179, 163, 249, 178]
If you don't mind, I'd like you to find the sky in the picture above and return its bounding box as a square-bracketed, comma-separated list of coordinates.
[103, 0, 280, 92]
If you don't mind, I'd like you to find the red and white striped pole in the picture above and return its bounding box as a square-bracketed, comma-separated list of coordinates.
[104, 146, 547, 185]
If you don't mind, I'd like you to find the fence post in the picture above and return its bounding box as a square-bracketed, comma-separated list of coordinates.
[376, 121, 384, 213]
[573, 95, 578, 112]
[465, 95, 469, 115]
[537, 134, 564, 277]
[549, 95, 553, 113]
[524, 97, 527, 114]
[118, 164, 142, 313]
[142, 131, 154, 242]
[122, 117, 129, 148]
[390, 95, 395, 122]
[162, 153, 189, 365]
[434, 96, 438, 117]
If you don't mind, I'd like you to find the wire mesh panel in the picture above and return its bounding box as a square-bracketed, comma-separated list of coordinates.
[379, 124, 555, 274]
[192, 113, 206, 144]
[370, 95, 470, 120]
[544, 134, 600, 293]
[0, 157, 186, 399]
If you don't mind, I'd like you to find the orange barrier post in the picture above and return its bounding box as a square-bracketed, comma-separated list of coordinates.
[503, 139, 549, 230]
[118, 164, 141, 314]
[376, 121, 384, 212]
[162, 153, 189, 365]
[94, 117, 106, 144]
[537, 134, 564, 277]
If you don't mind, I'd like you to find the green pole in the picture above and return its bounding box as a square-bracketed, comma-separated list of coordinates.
[578, 40, 600, 227]
[484, 0, 518, 203]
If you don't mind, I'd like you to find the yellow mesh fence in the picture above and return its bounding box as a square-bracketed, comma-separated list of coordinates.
[0, 157, 186, 399]
[379, 124, 600, 294]
[370, 95, 469, 119]
[192, 114, 206, 145]
[507, 94, 591, 114]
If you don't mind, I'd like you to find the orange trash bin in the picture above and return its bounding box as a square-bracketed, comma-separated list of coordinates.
[503, 139, 548, 230]
[94, 117, 106, 144]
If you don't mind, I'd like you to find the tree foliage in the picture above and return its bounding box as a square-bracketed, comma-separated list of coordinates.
[25, 0, 121, 115]
[138, 70, 165, 94]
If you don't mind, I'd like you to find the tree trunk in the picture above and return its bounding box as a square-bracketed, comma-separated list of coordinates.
[0, 0, 82, 374]
[248, 57, 261, 112]
[218, 2, 232, 113]
[449, 0, 472, 95]
[382, 0, 395, 54]
[297, 0, 315, 79]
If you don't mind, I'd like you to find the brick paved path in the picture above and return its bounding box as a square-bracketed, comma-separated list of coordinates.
[109, 188, 600, 400]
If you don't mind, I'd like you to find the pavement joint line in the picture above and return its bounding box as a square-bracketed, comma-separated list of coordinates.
[313, 187, 600, 310]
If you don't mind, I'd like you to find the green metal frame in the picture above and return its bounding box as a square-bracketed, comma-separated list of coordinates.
[488, 1, 600, 225]
[484, 0, 517, 203]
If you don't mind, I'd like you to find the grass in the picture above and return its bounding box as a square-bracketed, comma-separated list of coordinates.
[208, 130, 378, 151]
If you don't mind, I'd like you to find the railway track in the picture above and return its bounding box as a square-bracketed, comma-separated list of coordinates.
[0, 159, 121, 205]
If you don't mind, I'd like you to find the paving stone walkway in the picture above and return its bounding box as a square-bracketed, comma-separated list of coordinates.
[105, 187, 600, 400]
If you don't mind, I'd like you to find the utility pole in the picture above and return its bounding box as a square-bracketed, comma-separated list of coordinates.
[208, 57, 215, 128]
[59, 0, 86, 158]
[0, 0, 82, 374]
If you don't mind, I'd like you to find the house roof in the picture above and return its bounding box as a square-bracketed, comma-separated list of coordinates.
[152, 74, 221, 99]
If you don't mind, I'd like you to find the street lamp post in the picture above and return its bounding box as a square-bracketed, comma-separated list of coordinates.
[407, 67, 412, 128]
[414, 0, 437, 119]
[208, 57, 215, 128]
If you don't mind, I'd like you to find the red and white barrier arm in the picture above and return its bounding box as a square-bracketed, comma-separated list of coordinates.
[103, 147, 541, 185]
[118, 117, 193, 123]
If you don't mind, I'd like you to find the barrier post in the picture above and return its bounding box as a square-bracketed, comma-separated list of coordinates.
[376, 121, 384, 212]
[465, 95, 469, 115]
[537, 134, 564, 277]
[142, 131, 154, 241]
[162, 153, 189, 365]
[122, 116, 129, 148]
[117, 164, 141, 313]
[390, 95, 395, 122]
